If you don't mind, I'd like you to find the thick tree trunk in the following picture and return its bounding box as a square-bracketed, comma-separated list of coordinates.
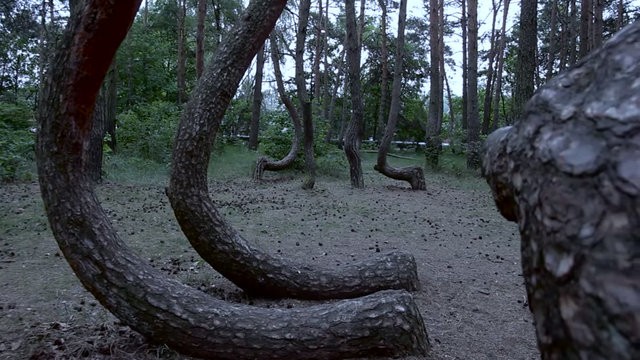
[376, 0, 389, 143]
[513, 0, 537, 119]
[37, 1, 429, 359]
[295, 0, 317, 190]
[254, 35, 302, 181]
[482, 22, 640, 360]
[579, 0, 591, 58]
[344, 0, 364, 188]
[426, 0, 442, 168]
[168, 0, 421, 299]
[375, 0, 425, 191]
[466, 0, 480, 169]
[248, 44, 264, 151]
[592, 0, 603, 48]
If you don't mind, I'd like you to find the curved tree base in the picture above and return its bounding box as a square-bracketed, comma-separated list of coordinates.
[374, 163, 426, 190]
[253, 155, 296, 181]
[483, 23, 640, 359]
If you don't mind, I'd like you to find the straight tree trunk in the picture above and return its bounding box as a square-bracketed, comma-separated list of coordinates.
[295, 0, 317, 189]
[324, 48, 346, 143]
[466, 0, 480, 169]
[546, 0, 558, 79]
[579, 0, 591, 58]
[592, 0, 603, 48]
[558, 0, 569, 71]
[248, 44, 265, 151]
[374, 0, 425, 190]
[491, 0, 510, 131]
[426, 0, 442, 168]
[568, 0, 578, 65]
[513, 0, 537, 119]
[168, 0, 420, 299]
[254, 35, 303, 180]
[481, 0, 500, 135]
[461, 0, 468, 130]
[36, 1, 430, 358]
[312, 0, 324, 103]
[176, 0, 187, 103]
[483, 22, 640, 360]
[344, 0, 365, 188]
[617, 0, 625, 30]
[376, 0, 389, 143]
[444, 69, 455, 137]
[196, 0, 207, 78]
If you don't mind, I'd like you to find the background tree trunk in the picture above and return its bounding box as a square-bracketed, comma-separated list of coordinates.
[254, 35, 302, 180]
[546, 0, 558, 80]
[376, 0, 389, 143]
[579, 0, 591, 58]
[425, 0, 442, 169]
[481, 0, 500, 135]
[491, 0, 510, 132]
[513, 0, 537, 119]
[176, 0, 187, 103]
[344, 0, 365, 188]
[295, 0, 317, 189]
[461, 0, 468, 130]
[374, 0, 425, 190]
[483, 22, 640, 360]
[248, 44, 264, 151]
[37, 1, 429, 358]
[196, 0, 207, 78]
[466, 0, 480, 169]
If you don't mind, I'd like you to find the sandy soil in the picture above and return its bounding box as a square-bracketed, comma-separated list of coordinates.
[0, 168, 539, 359]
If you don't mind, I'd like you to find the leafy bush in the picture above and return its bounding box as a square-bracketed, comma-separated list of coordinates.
[0, 102, 35, 182]
[117, 101, 180, 164]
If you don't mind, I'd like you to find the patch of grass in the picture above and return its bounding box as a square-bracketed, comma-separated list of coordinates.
[103, 154, 169, 185]
[208, 144, 257, 180]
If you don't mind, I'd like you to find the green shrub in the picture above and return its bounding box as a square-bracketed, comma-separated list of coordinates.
[117, 101, 180, 164]
[0, 102, 35, 182]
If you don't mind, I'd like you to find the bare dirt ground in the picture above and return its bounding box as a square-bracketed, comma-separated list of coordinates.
[0, 162, 539, 359]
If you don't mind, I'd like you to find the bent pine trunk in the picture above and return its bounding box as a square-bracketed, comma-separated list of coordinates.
[483, 23, 640, 360]
[36, 1, 429, 359]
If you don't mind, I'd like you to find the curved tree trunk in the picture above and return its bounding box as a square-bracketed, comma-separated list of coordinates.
[167, 1, 421, 299]
[344, 0, 364, 188]
[482, 23, 640, 360]
[254, 34, 302, 181]
[36, 1, 429, 359]
[374, 0, 425, 191]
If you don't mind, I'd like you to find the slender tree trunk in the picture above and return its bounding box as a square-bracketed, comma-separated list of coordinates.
[483, 23, 640, 359]
[481, 0, 500, 135]
[426, 0, 442, 168]
[466, 0, 480, 169]
[374, 0, 425, 190]
[592, 0, 603, 48]
[295, 0, 316, 189]
[444, 69, 455, 137]
[196, 0, 207, 78]
[176, 0, 187, 103]
[325, 48, 346, 143]
[579, 0, 592, 58]
[617, 0, 625, 30]
[254, 35, 303, 180]
[312, 0, 324, 103]
[547, 0, 558, 80]
[461, 0, 468, 130]
[345, 0, 365, 188]
[248, 45, 264, 151]
[376, 0, 389, 143]
[568, 0, 578, 66]
[513, 0, 538, 119]
[491, 0, 510, 131]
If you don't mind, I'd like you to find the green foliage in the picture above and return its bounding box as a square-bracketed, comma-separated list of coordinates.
[0, 101, 35, 182]
[117, 101, 181, 164]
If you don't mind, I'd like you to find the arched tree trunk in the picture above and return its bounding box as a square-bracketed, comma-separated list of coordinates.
[254, 34, 302, 181]
[482, 23, 640, 360]
[344, 0, 365, 188]
[167, 0, 421, 299]
[375, 0, 425, 190]
[36, 1, 430, 358]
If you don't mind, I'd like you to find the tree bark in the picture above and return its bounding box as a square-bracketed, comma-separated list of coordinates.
[491, 0, 509, 132]
[248, 44, 264, 151]
[254, 34, 302, 181]
[579, 0, 591, 58]
[295, 0, 317, 190]
[461, 0, 468, 130]
[513, 0, 537, 119]
[482, 22, 640, 360]
[481, 0, 500, 135]
[168, 0, 421, 299]
[374, 0, 425, 190]
[37, 1, 429, 358]
[426, 0, 442, 168]
[176, 0, 187, 104]
[376, 0, 389, 143]
[466, 0, 480, 169]
[592, 0, 603, 49]
[344, 0, 365, 188]
[546, 0, 558, 80]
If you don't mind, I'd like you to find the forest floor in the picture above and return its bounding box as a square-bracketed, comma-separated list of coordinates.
[0, 149, 539, 360]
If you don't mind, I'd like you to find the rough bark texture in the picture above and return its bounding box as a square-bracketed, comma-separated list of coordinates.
[344, 0, 365, 188]
[425, 0, 442, 169]
[254, 34, 302, 181]
[466, 0, 480, 169]
[579, 0, 591, 58]
[176, 0, 187, 103]
[36, 1, 429, 358]
[375, 0, 425, 191]
[376, 0, 389, 143]
[491, 0, 509, 131]
[481, 0, 499, 135]
[196, 0, 206, 78]
[513, 0, 537, 119]
[482, 22, 640, 360]
[167, 0, 421, 299]
[248, 44, 264, 151]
